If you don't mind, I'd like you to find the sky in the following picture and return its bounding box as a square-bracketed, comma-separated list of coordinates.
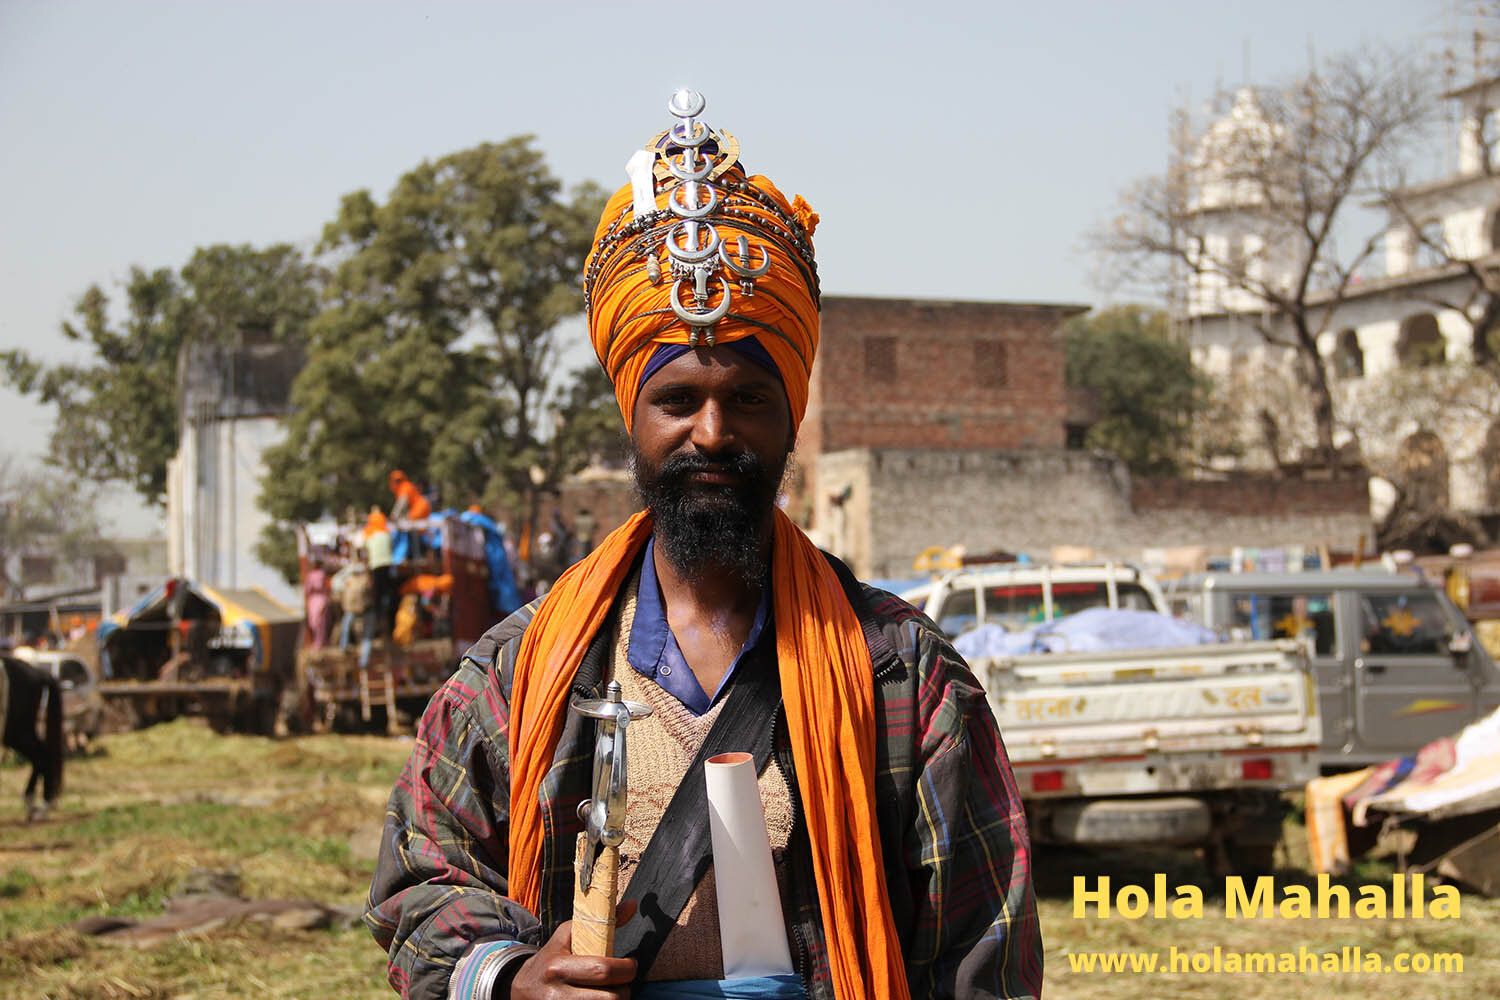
[0, 0, 1449, 534]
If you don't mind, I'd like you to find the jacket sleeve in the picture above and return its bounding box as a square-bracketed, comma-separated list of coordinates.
[904, 624, 1044, 1000]
[364, 642, 543, 1000]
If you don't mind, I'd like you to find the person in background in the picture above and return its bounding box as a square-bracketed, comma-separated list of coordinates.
[364, 508, 396, 662]
[333, 550, 375, 655]
[389, 469, 432, 522]
[389, 469, 433, 562]
[304, 556, 332, 650]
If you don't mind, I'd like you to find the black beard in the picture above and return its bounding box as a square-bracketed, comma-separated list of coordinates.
[631, 443, 784, 585]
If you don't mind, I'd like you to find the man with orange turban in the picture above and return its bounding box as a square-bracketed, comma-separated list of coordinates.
[367, 91, 1041, 1000]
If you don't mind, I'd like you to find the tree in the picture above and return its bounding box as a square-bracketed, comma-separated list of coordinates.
[0, 456, 103, 601]
[1094, 48, 1434, 473]
[257, 138, 608, 550]
[1064, 306, 1208, 476]
[1, 244, 322, 505]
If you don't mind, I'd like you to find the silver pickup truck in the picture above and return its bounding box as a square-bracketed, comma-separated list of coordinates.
[1165, 569, 1500, 769]
[900, 563, 1318, 872]
[972, 638, 1320, 873]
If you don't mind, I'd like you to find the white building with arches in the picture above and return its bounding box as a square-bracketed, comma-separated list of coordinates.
[1178, 80, 1500, 538]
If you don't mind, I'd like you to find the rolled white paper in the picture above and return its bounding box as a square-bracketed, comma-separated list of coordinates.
[704, 751, 794, 978]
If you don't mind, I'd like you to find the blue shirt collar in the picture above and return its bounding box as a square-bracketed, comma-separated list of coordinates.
[627, 535, 771, 716]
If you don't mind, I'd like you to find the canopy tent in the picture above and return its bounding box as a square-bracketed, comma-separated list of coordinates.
[1311, 700, 1500, 896]
[1359, 706, 1500, 821]
[98, 579, 301, 679]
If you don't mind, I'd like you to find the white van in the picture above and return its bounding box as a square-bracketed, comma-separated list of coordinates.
[900, 562, 1168, 639]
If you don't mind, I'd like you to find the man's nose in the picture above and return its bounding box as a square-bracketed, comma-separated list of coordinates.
[689, 400, 735, 453]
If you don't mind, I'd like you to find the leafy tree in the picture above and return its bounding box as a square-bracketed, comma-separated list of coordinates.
[0, 456, 104, 601]
[1, 244, 322, 505]
[1064, 305, 1208, 477]
[1093, 48, 1433, 473]
[257, 138, 608, 559]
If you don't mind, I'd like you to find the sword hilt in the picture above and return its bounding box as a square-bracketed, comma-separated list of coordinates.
[570, 680, 651, 956]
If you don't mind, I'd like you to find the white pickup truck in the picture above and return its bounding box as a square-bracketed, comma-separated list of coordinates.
[973, 637, 1321, 872]
[900, 563, 1321, 871]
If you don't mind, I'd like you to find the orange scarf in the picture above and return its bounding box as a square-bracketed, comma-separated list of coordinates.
[507, 510, 910, 999]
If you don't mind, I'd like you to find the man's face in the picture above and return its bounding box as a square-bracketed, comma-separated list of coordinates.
[630, 346, 794, 583]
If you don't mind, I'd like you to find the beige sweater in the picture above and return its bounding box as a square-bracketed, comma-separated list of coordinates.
[610, 579, 795, 981]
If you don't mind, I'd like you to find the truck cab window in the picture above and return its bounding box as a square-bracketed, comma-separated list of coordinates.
[1228, 592, 1336, 656]
[984, 584, 1048, 631]
[1359, 591, 1449, 655]
[1115, 583, 1158, 613]
[1050, 582, 1110, 618]
[60, 660, 90, 686]
[937, 587, 978, 638]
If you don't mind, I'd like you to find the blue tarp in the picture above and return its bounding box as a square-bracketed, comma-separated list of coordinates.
[954, 607, 1223, 659]
[457, 509, 524, 617]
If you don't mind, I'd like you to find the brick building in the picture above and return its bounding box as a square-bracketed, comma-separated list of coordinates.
[793, 294, 1087, 518]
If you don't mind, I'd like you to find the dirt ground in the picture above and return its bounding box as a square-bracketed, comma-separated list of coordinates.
[2, 720, 1496, 998]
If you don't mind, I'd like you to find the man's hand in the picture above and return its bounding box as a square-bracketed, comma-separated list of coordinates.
[503, 900, 638, 999]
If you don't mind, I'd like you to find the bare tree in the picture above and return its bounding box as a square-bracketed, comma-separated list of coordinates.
[1342, 361, 1500, 548]
[1093, 47, 1435, 473]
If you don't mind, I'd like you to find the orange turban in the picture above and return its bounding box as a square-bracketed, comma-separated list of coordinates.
[584, 114, 821, 434]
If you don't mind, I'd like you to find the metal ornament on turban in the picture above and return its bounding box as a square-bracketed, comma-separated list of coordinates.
[583, 89, 821, 433]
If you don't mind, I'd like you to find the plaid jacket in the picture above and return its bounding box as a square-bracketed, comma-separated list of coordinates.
[365, 566, 1043, 1000]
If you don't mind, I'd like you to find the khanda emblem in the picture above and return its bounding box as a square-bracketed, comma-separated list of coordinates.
[658, 89, 772, 346]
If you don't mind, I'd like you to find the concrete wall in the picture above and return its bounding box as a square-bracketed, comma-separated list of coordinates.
[168, 415, 296, 607]
[815, 447, 1373, 580]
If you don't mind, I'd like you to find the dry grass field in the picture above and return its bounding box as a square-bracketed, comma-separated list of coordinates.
[2, 720, 1496, 998]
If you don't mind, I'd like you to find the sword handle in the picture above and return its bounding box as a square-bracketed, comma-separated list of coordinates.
[571, 832, 619, 957]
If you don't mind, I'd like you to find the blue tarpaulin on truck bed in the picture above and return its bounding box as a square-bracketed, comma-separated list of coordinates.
[954, 607, 1223, 659]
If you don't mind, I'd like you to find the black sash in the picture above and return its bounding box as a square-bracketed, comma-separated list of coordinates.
[612, 628, 782, 976]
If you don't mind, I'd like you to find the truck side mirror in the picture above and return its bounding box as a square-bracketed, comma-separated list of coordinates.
[1449, 631, 1474, 657]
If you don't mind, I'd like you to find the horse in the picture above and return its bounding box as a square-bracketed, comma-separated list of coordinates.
[1, 655, 64, 821]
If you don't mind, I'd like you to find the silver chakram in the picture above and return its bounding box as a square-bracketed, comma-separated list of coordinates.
[572, 680, 652, 891]
[657, 88, 774, 343]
